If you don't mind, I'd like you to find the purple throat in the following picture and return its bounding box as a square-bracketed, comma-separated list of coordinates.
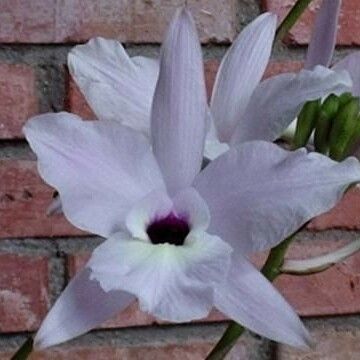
[147, 214, 190, 246]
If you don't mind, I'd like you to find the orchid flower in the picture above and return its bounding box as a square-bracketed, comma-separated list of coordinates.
[24, 7, 360, 351]
[68, 11, 351, 160]
[47, 7, 352, 215]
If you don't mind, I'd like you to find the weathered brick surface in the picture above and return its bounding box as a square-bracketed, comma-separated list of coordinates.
[2, 344, 214, 360]
[263, 60, 303, 78]
[278, 325, 360, 359]
[0, 254, 49, 332]
[276, 240, 360, 317]
[0, 1, 238, 44]
[0, 64, 38, 139]
[308, 186, 360, 231]
[66, 78, 96, 120]
[1, 339, 257, 360]
[0, 160, 84, 238]
[264, 0, 360, 46]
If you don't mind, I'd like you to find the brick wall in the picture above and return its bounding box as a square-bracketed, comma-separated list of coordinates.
[1, 1, 360, 359]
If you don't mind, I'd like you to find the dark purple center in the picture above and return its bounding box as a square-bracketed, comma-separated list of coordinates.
[147, 214, 190, 246]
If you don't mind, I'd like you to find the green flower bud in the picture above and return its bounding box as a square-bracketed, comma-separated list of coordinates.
[338, 92, 353, 107]
[344, 114, 360, 157]
[329, 97, 360, 161]
[293, 99, 321, 149]
[314, 94, 339, 154]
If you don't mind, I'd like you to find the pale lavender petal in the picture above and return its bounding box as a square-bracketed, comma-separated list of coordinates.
[333, 52, 360, 96]
[194, 141, 360, 254]
[34, 268, 134, 349]
[204, 111, 230, 160]
[88, 231, 232, 322]
[24, 113, 165, 237]
[151, 8, 207, 195]
[68, 37, 159, 133]
[305, 0, 341, 69]
[125, 190, 173, 240]
[215, 256, 310, 348]
[210, 13, 277, 142]
[172, 188, 210, 231]
[231, 66, 352, 145]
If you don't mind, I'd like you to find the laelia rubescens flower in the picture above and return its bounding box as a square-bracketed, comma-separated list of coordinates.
[48, 7, 352, 215]
[68, 10, 351, 160]
[25, 8, 360, 350]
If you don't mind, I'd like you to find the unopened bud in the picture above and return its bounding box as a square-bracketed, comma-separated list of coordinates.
[338, 92, 353, 107]
[344, 114, 360, 157]
[293, 99, 320, 149]
[314, 94, 339, 154]
[329, 97, 360, 161]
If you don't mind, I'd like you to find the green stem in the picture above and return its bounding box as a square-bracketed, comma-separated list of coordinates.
[206, 234, 295, 360]
[11, 337, 33, 360]
[261, 235, 294, 281]
[275, 0, 314, 42]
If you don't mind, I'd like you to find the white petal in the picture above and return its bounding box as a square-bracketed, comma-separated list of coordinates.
[210, 13, 277, 142]
[172, 188, 210, 232]
[24, 113, 165, 237]
[68, 37, 159, 133]
[215, 256, 311, 348]
[305, 0, 341, 69]
[88, 230, 232, 322]
[333, 52, 360, 96]
[204, 114, 230, 160]
[34, 268, 134, 349]
[125, 190, 173, 241]
[151, 8, 207, 195]
[231, 66, 352, 145]
[194, 141, 360, 254]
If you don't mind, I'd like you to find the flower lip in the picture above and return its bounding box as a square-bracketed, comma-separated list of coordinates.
[146, 213, 190, 246]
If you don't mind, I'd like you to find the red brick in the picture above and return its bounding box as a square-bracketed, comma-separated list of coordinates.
[308, 186, 360, 231]
[1, 339, 255, 360]
[0, 64, 38, 139]
[0, 1, 238, 44]
[263, 60, 303, 78]
[278, 325, 360, 359]
[264, 0, 360, 46]
[204, 60, 219, 101]
[276, 240, 360, 317]
[0, 254, 49, 332]
[67, 61, 223, 118]
[0, 160, 85, 238]
[66, 79, 96, 120]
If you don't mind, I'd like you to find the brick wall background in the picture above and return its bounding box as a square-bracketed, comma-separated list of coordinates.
[1, 0, 360, 359]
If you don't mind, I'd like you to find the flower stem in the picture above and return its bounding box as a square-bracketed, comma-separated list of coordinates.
[261, 235, 294, 281]
[11, 337, 33, 360]
[205, 234, 295, 360]
[275, 0, 314, 42]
